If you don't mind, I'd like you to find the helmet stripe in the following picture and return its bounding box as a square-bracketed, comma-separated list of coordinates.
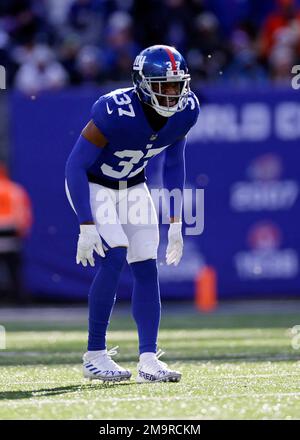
[164, 47, 177, 70]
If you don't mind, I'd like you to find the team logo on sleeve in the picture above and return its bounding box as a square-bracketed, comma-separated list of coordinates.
[133, 55, 146, 71]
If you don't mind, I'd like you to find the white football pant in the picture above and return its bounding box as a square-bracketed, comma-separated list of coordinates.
[66, 181, 159, 264]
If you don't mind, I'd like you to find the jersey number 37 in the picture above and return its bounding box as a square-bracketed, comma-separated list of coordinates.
[109, 92, 135, 118]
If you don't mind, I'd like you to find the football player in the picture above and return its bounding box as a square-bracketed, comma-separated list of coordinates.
[65, 45, 199, 383]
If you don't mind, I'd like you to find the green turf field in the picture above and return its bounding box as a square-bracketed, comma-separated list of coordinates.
[1, 304, 300, 420]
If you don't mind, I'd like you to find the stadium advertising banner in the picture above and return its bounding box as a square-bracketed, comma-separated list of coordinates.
[10, 86, 300, 300]
[187, 86, 300, 298]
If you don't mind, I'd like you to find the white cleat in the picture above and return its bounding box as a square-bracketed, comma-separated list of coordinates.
[136, 349, 182, 383]
[83, 346, 131, 383]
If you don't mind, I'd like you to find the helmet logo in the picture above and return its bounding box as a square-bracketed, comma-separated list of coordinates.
[133, 55, 146, 71]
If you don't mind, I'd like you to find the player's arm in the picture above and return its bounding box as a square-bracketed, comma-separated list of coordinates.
[65, 121, 108, 266]
[163, 136, 186, 222]
[81, 120, 108, 149]
[163, 136, 186, 266]
[65, 120, 107, 224]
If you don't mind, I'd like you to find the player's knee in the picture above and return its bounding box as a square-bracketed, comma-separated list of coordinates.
[105, 246, 127, 272]
[128, 240, 158, 263]
[127, 228, 159, 263]
[130, 258, 158, 280]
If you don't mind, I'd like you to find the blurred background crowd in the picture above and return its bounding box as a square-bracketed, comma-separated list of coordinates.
[0, 0, 300, 94]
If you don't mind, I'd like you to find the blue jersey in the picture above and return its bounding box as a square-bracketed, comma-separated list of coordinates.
[87, 87, 199, 188]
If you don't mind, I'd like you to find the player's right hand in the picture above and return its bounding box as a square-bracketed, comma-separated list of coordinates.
[76, 224, 105, 267]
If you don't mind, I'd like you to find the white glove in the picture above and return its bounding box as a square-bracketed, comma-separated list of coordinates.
[166, 222, 183, 266]
[76, 224, 105, 267]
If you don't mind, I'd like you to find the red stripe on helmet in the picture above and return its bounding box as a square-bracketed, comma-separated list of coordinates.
[164, 47, 177, 70]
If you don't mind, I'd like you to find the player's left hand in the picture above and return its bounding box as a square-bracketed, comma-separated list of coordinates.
[166, 222, 183, 266]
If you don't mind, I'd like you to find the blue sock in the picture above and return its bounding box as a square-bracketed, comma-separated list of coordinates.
[88, 247, 127, 351]
[130, 259, 161, 354]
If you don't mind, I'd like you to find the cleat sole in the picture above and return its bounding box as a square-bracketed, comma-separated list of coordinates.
[84, 373, 131, 383]
[136, 373, 181, 384]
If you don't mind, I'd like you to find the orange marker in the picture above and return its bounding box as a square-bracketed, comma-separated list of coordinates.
[195, 266, 217, 312]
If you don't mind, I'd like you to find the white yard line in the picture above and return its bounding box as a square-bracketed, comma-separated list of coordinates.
[1, 392, 300, 406]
